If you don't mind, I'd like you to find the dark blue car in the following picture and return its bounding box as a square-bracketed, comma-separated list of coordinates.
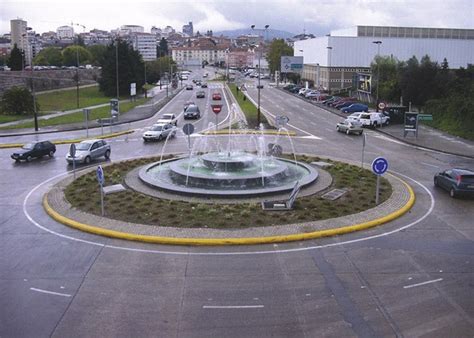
[434, 168, 474, 198]
[341, 103, 369, 113]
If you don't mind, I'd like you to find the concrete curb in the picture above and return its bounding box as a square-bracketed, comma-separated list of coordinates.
[42, 175, 415, 246]
[0, 130, 134, 149]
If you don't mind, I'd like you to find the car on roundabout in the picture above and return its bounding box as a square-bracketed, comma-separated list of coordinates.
[11, 140, 56, 162]
[201, 82, 208, 88]
[336, 119, 364, 135]
[142, 123, 177, 142]
[157, 113, 178, 126]
[65, 139, 111, 164]
[434, 168, 474, 198]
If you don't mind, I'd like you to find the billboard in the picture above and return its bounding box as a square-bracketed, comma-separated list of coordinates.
[280, 56, 304, 73]
[355, 73, 372, 93]
[404, 112, 418, 137]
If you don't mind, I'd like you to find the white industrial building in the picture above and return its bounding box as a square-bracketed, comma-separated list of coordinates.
[294, 25, 474, 93]
[56, 25, 74, 39]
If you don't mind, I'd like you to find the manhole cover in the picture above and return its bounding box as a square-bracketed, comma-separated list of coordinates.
[321, 188, 348, 201]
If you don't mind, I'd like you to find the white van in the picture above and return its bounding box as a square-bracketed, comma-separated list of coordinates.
[359, 112, 390, 128]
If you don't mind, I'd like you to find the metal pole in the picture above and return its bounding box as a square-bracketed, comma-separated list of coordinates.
[73, 158, 76, 179]
[115, 39, 119, 101]
[257, 49, 261, 126]
[215, 113, 218, 133]
[375, 175, 380, 205]
[76, 48, 80, 108]
[361, 132, 366, 168]
[100, 184, 105, 216]
[32, 69, 38, 131]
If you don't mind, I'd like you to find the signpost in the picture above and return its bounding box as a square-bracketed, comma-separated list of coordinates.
[417, 114, 433, 121]
[211, 104, 222, 133]
[69, 143, 76, 179]
[96, 165, 105, 216]
[404, 112, 418, 138]
[371, 157, 388, 205]
[182, 123, 195, 159]
[83, 108, 90, 138]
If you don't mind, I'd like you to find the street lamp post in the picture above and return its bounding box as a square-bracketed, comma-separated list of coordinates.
[326, 46, 332, 93]
[115, 38, 120, 114]
[372, 40, 382, 111]
[251, 24, 269, 126]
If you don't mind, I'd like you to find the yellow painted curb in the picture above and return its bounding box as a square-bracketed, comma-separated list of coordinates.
[0, 130, 134, 149]
[203, 129, 297, 136]
[43, 176, 415, 246]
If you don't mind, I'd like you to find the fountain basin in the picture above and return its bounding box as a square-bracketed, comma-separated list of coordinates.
[138, 152, 319, 197]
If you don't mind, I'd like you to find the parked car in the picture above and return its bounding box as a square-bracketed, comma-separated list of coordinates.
[434, 168, 474, 198]
[298, 88, 311, 96]
[336, 119, 364, 135]
[341, 103, 369, 113]
[322, 96, 339, 105]
[157, 113, 178, 126]
[347, 112, 364, 122]
[359, 112, 390, 127]
[334, 101, 357, 109]
[212, 92, 222, 100]
[142, 123, 176, 142]
[65, 139, 110, 164]
[184, 104, 201, 119]
[196, 91, 205, 98]
[11, 141, 56, 162]
[289, 86, 303, 93]
[305, 90, 320, 98]
[185, 84, 193, 90]
[329, 97, 356, 107]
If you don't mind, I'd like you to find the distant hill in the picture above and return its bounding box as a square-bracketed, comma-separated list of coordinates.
[213, 28, 296, 40]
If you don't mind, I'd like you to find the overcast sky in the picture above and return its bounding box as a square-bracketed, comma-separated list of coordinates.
[1, 0, 473, 36]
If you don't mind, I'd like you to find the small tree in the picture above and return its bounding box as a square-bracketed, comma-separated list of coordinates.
[1, 86, 39, 115]
[266, 39, 293, 75]
[33, 47, 63, 66]
[157, 38, 169, 57]
[62, 45, 92, 66]
[7, 44, 24, 70]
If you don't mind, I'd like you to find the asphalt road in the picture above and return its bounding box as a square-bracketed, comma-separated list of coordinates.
[0, 67, 473, 337]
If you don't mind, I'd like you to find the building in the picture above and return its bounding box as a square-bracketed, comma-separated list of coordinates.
[294, 25, 474, 93]
[130, 33, 157, 61]
[56, 25, 74, 39]
[120, 25, 144, 34]
[182, 22, 193, 37]
[10, 18, 30, 66]
[227, 48, 254, 68]
[171, 37, 227, 66]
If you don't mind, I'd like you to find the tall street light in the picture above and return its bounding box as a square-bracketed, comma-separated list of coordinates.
[372, 40, 382, 111]
[251, 24, 269, 126]
[115, 38, 120, 113]
[326, 46, 332, 93]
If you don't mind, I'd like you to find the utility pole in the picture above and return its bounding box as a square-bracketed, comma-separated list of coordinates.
[372, 40, 382, 111]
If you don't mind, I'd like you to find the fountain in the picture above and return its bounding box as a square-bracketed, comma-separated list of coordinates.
[137, 123, 318, 198]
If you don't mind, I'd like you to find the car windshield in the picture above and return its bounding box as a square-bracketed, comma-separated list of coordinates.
[151, 125, 164, 131]
[76, 143, 91, 150]
[187, 106, 199, 112]
[22, 143, 35, 150]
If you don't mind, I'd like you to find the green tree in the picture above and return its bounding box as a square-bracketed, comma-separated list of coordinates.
[33, 47, 63, 66]
[98, 39, 145, 97]
[87, 44, 107, 65]
[145, 56, 175, 84]
[266, 39, 293, 75]
[74, 35, 85, 46]
[0, 86, 39, 115]
[370, 55, 401, 103]
[62, 45, 92, 66]
[7, 44, 24, 70]
[157, 38, 168, 57]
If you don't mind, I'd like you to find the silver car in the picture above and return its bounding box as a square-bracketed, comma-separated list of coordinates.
[336, 119, 363, 135]
[142, 123, 177, 142]
[66, 139, 111, 164]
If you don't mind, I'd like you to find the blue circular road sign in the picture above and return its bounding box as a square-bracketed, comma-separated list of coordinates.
[96, 165, 104, 185]
[372, 157, 388, 175]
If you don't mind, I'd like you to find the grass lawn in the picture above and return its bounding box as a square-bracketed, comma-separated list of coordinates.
[423, 120, 474, 141]
[228, 83, 270, 128]
[0, 98, 147, 130]
[37, 86, 112, 112]
[64, 155, 392, 229]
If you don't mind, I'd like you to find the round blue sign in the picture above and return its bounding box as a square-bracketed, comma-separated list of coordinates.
[372, 157, 388, 175]
[96, 165, 104, 185]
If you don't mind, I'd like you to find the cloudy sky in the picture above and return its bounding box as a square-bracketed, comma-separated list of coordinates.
[1, 0, 473, 36]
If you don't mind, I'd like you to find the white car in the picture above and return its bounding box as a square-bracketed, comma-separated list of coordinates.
[157, 113, 178, 126]
[347, 112, 364, 122]
[143, 123, 177, 142]
[359, 112, 390, 128]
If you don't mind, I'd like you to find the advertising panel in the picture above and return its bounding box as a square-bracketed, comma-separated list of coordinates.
[280, 56, 304, 73]
[356, 73, 372, 93]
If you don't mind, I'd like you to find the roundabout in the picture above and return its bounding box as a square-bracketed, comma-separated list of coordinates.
[41, 154, 415, 246]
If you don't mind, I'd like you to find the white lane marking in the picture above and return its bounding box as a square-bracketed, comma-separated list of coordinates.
[24, 169, 435, 256]
[403, 278, 443, 289]
[30, 287, 72, 297]
[420, 162, 440, 169]
[203, 305, 264, 309]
